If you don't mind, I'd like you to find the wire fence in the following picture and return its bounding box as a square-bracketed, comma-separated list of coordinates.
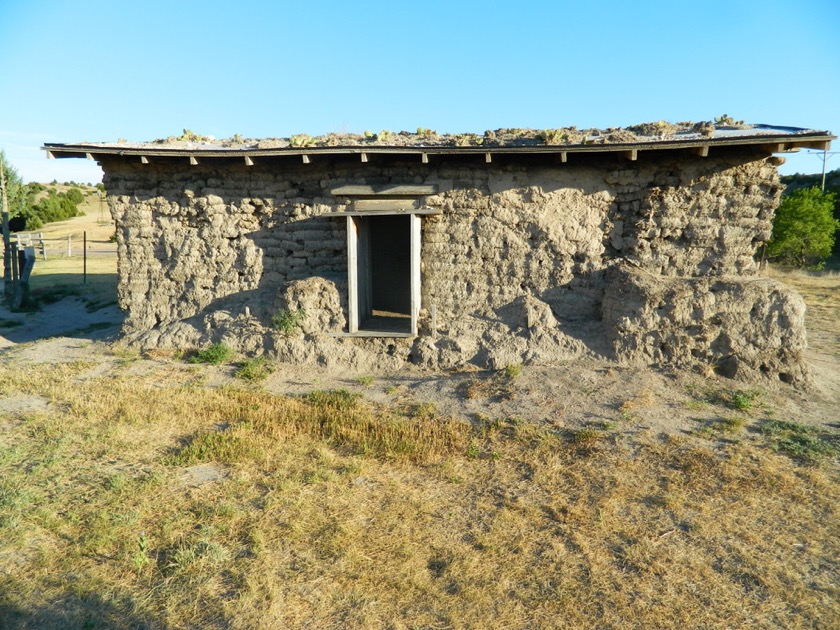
[10, 231, 117, 260]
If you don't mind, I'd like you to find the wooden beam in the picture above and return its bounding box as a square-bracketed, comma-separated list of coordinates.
[85, 152, 94, 160]
[421, 153, 429, 164]
[189, 156, 199, 165]
[140, 156, 150, 164]
[558, 151, 568, 163]
[797, 140, 831, 150]
[623, 149, 638, 161]
[360, 152, 368, 163]
[330, 184, 439, 196]
[761, 143, 787, 154]
[354, 198, 420, 212]
[692, 145, 710, 157]
[485, 152, 492, 163]
[322, 207, 442, 217]
[302, 154, 311, 164]
[46, 151, 55, 160]
[347, 216, 358, 333]
[410, 213, 421, 336]
[244, 156, 254, 166]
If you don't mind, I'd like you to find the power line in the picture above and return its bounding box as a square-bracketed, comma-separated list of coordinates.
[801, 149, 840, 191]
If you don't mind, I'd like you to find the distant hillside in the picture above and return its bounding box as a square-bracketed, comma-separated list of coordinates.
[780, 168, 840, 195]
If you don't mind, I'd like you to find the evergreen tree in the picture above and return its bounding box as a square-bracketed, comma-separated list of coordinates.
[767, 187, 839, 267]
[0, 151, 28, 221]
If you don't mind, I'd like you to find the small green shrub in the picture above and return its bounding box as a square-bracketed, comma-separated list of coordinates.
[356, 376, 374, 387]
[235, 357, 274, 382]
[132, 532, 151, 573]
[466, 441, 480, 459]
[729, 390, 760, 412]
[272, 308, 305, 335]
[503, 364, 523, 379]
[188, 343, 233, 365]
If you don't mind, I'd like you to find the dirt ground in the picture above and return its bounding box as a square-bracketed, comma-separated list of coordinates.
[0, 274, 837, 443]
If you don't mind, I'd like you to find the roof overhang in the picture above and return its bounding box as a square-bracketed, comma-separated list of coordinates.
[42, 125, 835, 166]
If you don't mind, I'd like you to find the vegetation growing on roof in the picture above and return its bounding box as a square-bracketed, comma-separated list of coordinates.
[714, 114, 746, 127]
[124, 116, 774, 150]
[153, 129, 213, 144]
[289, 134, 316, 148]
[110, 114, 820, 149]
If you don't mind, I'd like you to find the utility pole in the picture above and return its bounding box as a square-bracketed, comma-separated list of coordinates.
[821, 149, 828, 192]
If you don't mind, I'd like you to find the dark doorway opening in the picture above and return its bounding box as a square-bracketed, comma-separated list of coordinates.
[354, 214, 412, 334]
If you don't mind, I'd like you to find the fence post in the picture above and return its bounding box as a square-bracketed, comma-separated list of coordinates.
[67, 234, 72, 257]
[83, 231, 87, 284]
[39, 232, 46, 261]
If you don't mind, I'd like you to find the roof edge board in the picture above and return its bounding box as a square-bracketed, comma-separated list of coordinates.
[42, 132, 835, 160]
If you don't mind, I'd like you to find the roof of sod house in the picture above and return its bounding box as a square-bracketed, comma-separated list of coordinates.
[43, 120, 833, 164]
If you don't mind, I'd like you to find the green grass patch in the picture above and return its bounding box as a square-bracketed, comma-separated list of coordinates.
[758, 419, 838, 464]
[234, 357, 274, 382]
[188, 343, 233, 365]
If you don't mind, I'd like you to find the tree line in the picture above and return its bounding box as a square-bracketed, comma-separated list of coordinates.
[773, 168, 840, 268]
[1, 151, 91, 231]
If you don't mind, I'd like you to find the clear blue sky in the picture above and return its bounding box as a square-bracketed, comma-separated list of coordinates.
[1, 0, 838, 183]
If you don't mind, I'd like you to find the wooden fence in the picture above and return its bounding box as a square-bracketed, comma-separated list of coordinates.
[11, 231, 117, 260]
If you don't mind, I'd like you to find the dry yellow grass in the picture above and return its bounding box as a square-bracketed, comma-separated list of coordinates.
[0, 357, 837, 629]
[765, 266, 840, 361]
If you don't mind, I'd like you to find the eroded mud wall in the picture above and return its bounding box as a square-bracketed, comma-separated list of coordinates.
[103, 149, 796, 379]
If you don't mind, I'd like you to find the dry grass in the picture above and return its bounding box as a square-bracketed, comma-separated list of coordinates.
[765, 265, 840, 361]
[0, 358, 837, 629]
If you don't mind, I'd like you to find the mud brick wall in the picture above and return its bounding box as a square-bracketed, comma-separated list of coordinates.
[104, 151, 780, 330]
[101, 149, 797, 381]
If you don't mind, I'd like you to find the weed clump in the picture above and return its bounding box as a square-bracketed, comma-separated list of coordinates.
[758, 419, 838, 464]
[272, 308, 305, 335]
[188, 343, 233, 365]
[234, 357, 274, 382]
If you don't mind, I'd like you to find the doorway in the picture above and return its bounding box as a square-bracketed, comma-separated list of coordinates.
[347, 213, 420, 336]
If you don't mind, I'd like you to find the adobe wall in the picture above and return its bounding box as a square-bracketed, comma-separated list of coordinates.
[102, 149, 805, 383]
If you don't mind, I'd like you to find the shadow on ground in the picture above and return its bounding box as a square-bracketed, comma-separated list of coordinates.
[0, 276, 123, 348]
[0, 591, 168, 630]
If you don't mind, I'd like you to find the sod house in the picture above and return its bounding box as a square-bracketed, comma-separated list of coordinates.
[45, 123, 834, 383]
